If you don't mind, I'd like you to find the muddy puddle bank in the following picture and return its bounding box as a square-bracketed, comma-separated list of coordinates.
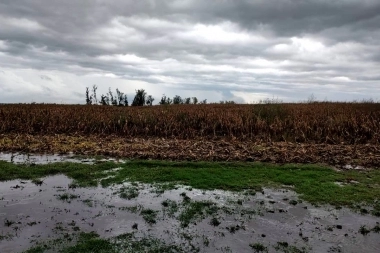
[0, 174, 379, 253]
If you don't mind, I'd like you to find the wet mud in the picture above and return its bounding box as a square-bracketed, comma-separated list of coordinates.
[0, 175, 379, 252]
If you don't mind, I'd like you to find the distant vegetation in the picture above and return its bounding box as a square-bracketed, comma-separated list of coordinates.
[85, 85, 235, 106]
[85, 86, 380, 106]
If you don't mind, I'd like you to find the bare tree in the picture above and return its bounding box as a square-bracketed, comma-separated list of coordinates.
[85, 87, 92, 105]
[108, 88, 117, 106]
[146, 95, 155, 106]
[116, 88, 125, 106]
[92, 85, 98, 104]
[100, 94, 109, 105]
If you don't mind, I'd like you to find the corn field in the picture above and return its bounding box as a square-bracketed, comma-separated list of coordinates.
[0, 103, 379, 144]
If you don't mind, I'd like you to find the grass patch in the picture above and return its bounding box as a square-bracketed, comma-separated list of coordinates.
[151, 182, 178, 194]
[179, 200, 218, 227]
[0, 160, 116, 187]
[359, 225, 371, 235]
[161, 199, 179, 217]
[119, 205, 143, 213]
[140, 209, 158, 224]
[210, 217, 221, 227]
[23, 246, 46, 253]
[250, 243, 268, 253]
[2, 159, 380, 208]
[4, 218, 15, 227]
[372, 223, 380, 233]
[119, 186, 139, 200]
[0, 233, 13, 241]
[24, 232, 183, 253]
[274, 242, 308, 253]
[60, 232, 113, 253]
[82, 199, 94, 207]
[56, 193, 79, 202]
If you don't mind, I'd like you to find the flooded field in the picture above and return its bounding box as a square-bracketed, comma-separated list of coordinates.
[0, 152, 125, 165]
[0, 153, 379, 252]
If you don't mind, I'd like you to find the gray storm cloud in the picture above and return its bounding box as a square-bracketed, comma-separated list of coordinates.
[0, 0, 379, 103]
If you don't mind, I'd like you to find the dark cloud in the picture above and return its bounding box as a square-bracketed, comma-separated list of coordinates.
[0, 0, 379, 103]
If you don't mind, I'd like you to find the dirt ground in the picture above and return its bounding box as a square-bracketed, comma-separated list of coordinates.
[1, 134, 379, 168]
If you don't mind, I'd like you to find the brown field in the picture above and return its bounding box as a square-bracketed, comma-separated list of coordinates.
[0, 103, 380, 167]
[1, 103, 380, 143]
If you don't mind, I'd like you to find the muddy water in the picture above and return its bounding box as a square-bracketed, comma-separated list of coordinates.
[0, 152, 125, 165]
[0, 175, 379, 253]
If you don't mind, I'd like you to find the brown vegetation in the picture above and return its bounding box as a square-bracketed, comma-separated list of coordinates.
[0, 103, 379, 144]
[1, 103, 380, 167]
[0, 135, 379, 167]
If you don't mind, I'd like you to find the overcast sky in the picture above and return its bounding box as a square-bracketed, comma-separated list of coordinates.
[0, 0, 379, 104]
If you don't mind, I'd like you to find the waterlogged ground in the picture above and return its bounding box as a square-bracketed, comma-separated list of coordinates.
[0, 152, 125, 165]
[0, 153, 379, 253]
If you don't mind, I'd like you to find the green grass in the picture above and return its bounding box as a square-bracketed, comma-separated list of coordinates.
[0, 160, 116, 187]
[359, 225, 371, 235]
[274, 242, 308, 253]
[119, 186, 139, 200]
[56, 193, 79, 202]
[140, 208, 159, 224]
[151, 182, 178, 194]
[60, 236, 114, 253]
[82, 199, 94, 207]
[1, 160, 380, 208]
[161, 199, 179, 217]
[179, 200, 218, 227]
[24, 232, 183, 253]
[250, 243, 268, 253]
[23, 246, 46, 253]
[119, 205, 142, 213]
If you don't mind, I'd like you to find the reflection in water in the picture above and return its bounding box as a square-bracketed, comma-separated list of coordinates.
[0, 152, 126, 165]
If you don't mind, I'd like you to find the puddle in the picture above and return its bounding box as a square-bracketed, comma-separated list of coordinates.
[0, 175, 379, 252]
[0, 152, 125, 165]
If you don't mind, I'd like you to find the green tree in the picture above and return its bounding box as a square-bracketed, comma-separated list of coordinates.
[166, 97, 172, 105]
[123, 95, 129, 106]
[159, 95, 167, 105]
[220, 100, 236, 104]
[159, 94, 173, 105]
[132, 89, 147, 106]
[173, 95, 183, 104]
[184, 97, 191, 104]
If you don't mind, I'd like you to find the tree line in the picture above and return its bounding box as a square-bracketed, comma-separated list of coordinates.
[85, 85, 236, 106]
